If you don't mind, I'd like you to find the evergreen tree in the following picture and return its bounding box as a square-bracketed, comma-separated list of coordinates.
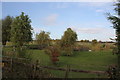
[107, 0, 120, 78]
[11, 12, 33, 47]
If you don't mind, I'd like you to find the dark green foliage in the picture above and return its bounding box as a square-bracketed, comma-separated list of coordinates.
[80, 40, 89, 42]
[2, 58, 53, 78]
[92, 39, 98, 45]
[107, 1, 120, 54]
[80, 40, 84, 42]
[10, 12, 33, 58]
[27, 45, 42, 49]
[107, 0, 120, 78]
[112, 47, 118, 55]
[11, 12, 33, 47]
[2, 16, 13, 45]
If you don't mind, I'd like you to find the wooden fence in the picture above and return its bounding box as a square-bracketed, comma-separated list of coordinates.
[2, 56, 108, 78]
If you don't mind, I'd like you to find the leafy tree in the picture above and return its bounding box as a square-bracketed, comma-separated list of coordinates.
[84, 40, 89, 42]
[10, 12, 32, 58]
[11, 12, 33, 47]
[80, 40, 84, 42]
[107, 0, 120, 78]
[92, 39, 97, 45]
[107, 1, 120, 55]
[2, 16, 13, 45]
[36, 31, 51, 48]
[60, 28, 77, 56]
[80, 39, 89, 42]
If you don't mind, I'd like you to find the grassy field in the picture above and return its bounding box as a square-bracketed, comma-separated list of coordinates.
[3, 42, 118, 78]
[3, 45, 118, 78]
[26, 49, 118, 78]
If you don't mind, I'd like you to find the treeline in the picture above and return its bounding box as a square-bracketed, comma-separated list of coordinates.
[1, 13, 114, 46]
[2, 12, 78, 64]
[2, 12, 32, 46]
[32, 39, 114, 44]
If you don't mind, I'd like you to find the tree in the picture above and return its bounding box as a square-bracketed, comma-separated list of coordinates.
[80, 40, 84, 42]
[107, 0, 120, 78]
[107, 1, 120, 55]
[80, 39, 89, 42]
[11, 12, 33, 47]
[2, 16, 13, 45]
[60, 28, 77, 56]
[84, 40, 89, 42]
[10, 12, 32, 58]
[92, 39, 97, 45]
[36, 31, 51, 48]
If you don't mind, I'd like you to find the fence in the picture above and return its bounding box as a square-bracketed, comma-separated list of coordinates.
[2, 56, 109, 78]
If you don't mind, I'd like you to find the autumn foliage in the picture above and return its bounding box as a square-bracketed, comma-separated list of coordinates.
[45, 46, 60, 64]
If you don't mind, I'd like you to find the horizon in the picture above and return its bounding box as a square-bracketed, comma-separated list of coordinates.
[2, 2, 116, 41]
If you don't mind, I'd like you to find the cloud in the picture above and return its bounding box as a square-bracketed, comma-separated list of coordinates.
[43, 14, 58, 26]
[78, 2, 113, 8]
[96, 9, 104, 12]
[87, 2, 109, 7]
[32, 27, 45, 39]
[70, 26, 115, 41]
[70, 26, 105, 34]
[33, 27, 44, 34]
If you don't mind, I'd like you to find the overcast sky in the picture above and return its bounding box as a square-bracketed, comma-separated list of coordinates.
[2, 2, 116, 41]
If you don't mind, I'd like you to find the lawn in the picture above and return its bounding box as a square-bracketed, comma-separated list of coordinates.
[27, 49, 118, 78]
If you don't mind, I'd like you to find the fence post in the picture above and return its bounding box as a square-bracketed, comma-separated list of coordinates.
[10, 58, 13, 71]
[33, 60, 39, 78]
[65, 65, 70, 79]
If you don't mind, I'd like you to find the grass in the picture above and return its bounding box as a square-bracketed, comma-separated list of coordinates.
[49, 70, 106, 78]
[3, 46, 118, 78]
[27, 49, 51, 66]
[27, 49, 117, 78]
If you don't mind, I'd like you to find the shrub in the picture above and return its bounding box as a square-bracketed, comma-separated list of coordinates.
[44, 45, 60, 64]
[92, 44, 101, 51]
[61, 47, 73, 56]
[112, 47, 118, 55]
[27, 45, 45, 50]
[73, 45, 90, 51]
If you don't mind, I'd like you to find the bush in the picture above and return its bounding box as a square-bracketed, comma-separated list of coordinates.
[27, 45, 46, 50]
[112, 47, 118, 55]
[92, 44, 101, 51]
[73, 45, 90, 51]
[44, 45, 60, 64]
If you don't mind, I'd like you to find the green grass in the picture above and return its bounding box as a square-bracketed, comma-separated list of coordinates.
[27, 49, 51, 66]
[3, 41, 117, 78]
[49, 70, 106, 78]
[3, 47, 118, 78]
[27, 49, 117, 78]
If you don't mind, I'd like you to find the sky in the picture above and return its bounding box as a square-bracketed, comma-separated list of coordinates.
[2, 2, 116, 41]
